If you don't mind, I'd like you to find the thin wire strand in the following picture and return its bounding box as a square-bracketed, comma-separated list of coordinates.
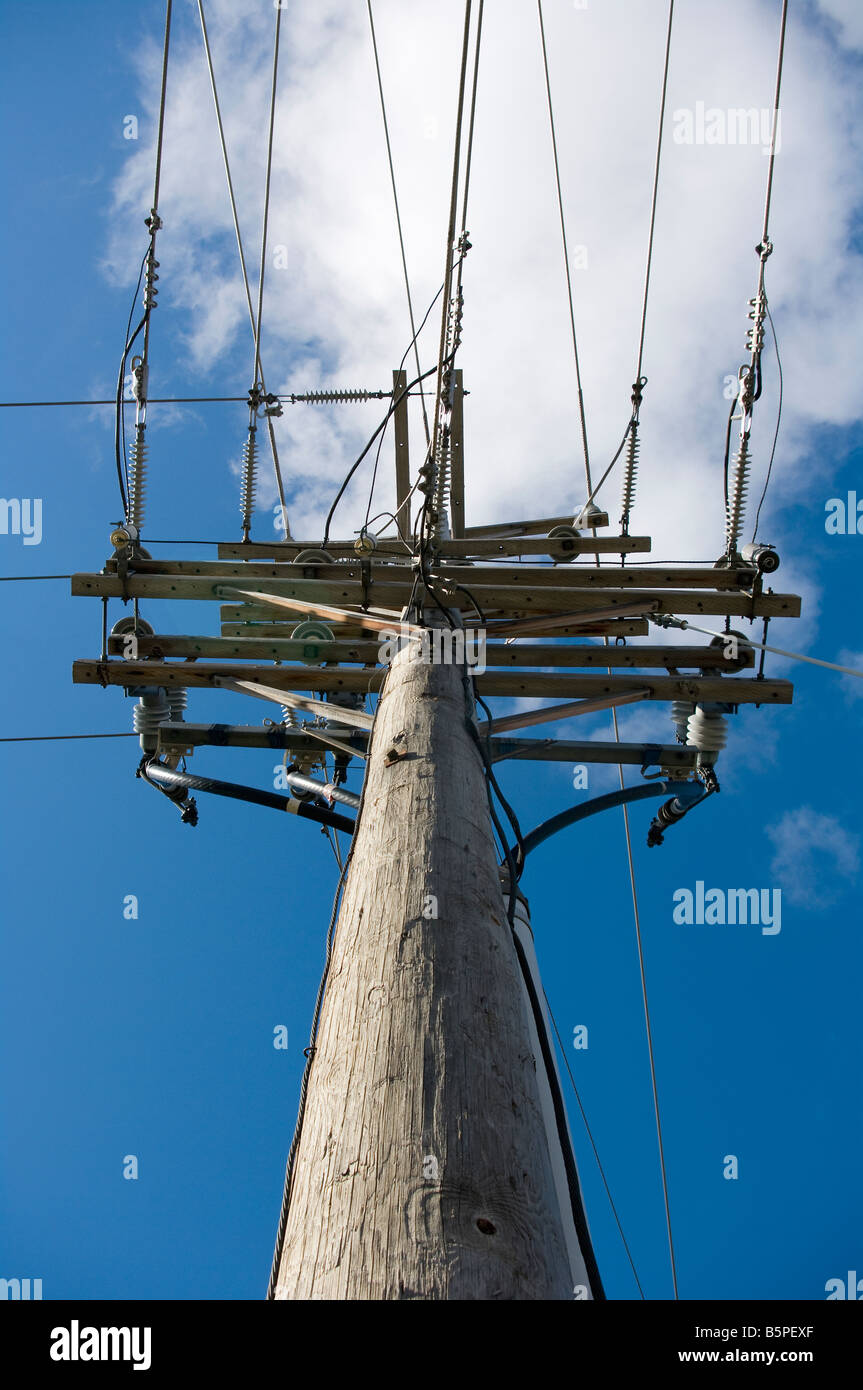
[430, 0, 473, 470]
[537, 0, 591, 494]
[661, 619, 863, 679]
[544, 992, 645, 1299]
[367, 0, 431, 448]
[253, 6, 281, 392]
[0, 733, 138, 743]
[197, 0, 290, 538]
[150, 1, 172, 219]
[455, 0, 484, 311]
[760, 0, 789, 253]
[634, 0, 674, 385]
[610, 703, 679, 1299]
[141, 0, 173, 371]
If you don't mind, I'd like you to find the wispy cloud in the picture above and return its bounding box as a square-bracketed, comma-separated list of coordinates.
[766, 806, 860, 907]
[837, 648, 863, 702]
[104, 0, 863, 560]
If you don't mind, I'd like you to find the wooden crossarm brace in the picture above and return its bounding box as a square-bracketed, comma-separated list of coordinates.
[481, 689, 651, 735]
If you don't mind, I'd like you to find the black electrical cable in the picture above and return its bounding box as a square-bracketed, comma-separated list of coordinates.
[512, 781, 680, 868]
[0, 732, 138, 743]
[322, 360, 442, 549]
[361, 261, 464, 533]
[473, 688, 526, 874]
[114, 247, 150, 513]
[510, 922, 606, 1300]
[142, 760, 355, 833]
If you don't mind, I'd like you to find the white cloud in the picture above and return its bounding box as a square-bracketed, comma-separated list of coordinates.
[766, 806, 860, 907]
[814, 0, 863, 50]
[103, 0, 863, 576]
[837, 648, 863, 702]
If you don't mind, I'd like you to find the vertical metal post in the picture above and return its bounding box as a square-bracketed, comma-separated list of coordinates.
[450, 369, 465, 538]
[393, 369, 411, 536]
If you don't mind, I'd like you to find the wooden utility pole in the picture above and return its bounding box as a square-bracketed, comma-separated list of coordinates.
[71, 364, 801, 1301]
[272, 627, 575, 1300]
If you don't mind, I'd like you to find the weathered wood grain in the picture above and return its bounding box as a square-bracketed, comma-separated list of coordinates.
[274, 636, 575, 1300]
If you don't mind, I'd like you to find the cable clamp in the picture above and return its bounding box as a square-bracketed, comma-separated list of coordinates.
[630, 374, 647, 412]
[640, 746, 666, 779]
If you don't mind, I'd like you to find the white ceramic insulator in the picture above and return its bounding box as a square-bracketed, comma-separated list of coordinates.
[686, 707, 727, 754]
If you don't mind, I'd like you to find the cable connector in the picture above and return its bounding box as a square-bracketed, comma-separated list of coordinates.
[647, 780, 709, 847]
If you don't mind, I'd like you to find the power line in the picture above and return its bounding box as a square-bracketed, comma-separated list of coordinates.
[430, 0, 474, 477]
[655, 617, 863, 679]
[0, 575, 71, 581]
[760, 0, 789, 255]
[0, 398, 248, 407]
[0, 733, 138, 743]
[253, 5, 281, 393]
[197, 0, 290, 537]
[537, 0, 591, 496]
[366, 0, 431, 448]
[611, 709, 679, 1299]
[140, 0, 173, 374]
[634, 0, 674, 386]
[454, 0, 484, 313]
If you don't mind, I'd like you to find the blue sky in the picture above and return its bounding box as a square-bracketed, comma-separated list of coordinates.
[1, 0, 862, 1301]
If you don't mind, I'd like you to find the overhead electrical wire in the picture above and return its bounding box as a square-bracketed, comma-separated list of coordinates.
[537, 0, 591, 496]
[362, 260, 464, 533]
[538, 0, 680, 1297]
[0, 733, 139, 744]
[197, 0, 290, 539]
[610, 702, 680, 1300]
[723, 0, 788, 556]
[0, 397, 249, 407]
[429, 0, 474, 491]
[366, 0, 431, 449]
[634, 0, 673, 390]
[453, 0, 484, 316]
[653, 616, 863, 680]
